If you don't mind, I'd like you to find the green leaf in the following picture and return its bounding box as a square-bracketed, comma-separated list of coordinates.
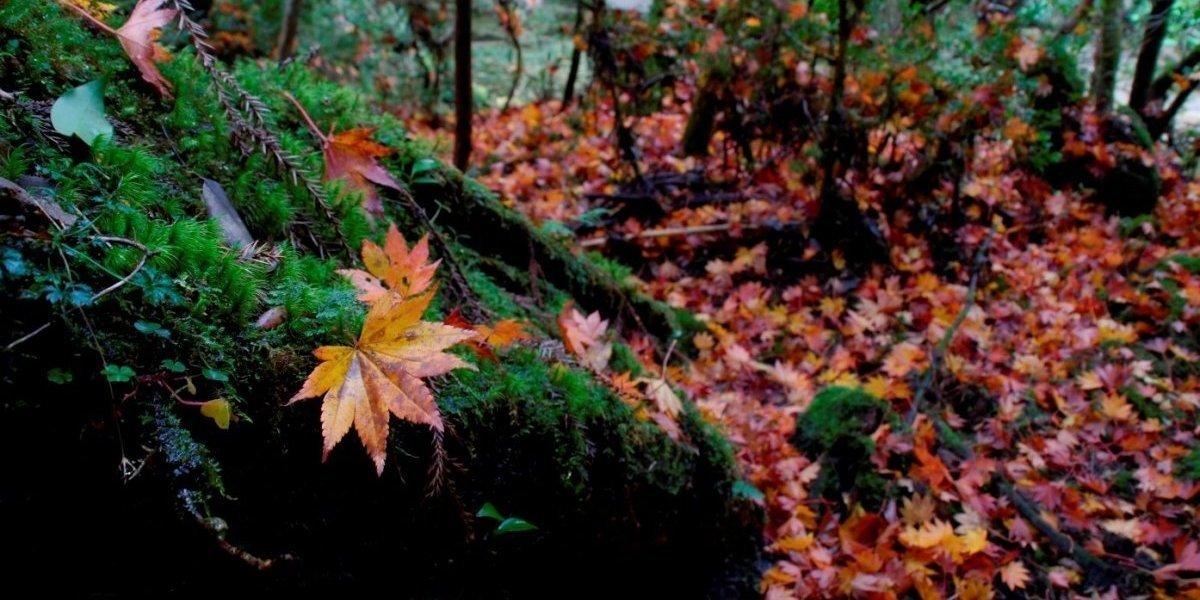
[410, 158, 442, 185]
[732, 480, 765, 503]
[476, 502, 504, 521]
[102, 364, 136, 383]
[202, 368, 229, 382]
[134, 320, 171, 338]
[46, 368, 73, 384]
[50, 80, 114, 146]
[160, 359, 186, 373]
[410, 158, 440, 176]
[2, 247, 28, 277]
[495, 517, 537, 534]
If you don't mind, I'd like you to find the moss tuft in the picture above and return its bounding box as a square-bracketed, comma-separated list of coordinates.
[793, 386, 895, 508]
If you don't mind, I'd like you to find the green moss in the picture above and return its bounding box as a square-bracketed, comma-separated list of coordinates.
[608, 341, 645, 375]
[1180, 447, 1200, 481]
[792, 386, 894, 508]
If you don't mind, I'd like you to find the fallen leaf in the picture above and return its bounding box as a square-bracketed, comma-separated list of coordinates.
[557, 302, 613, 372]
[998, 560, 1031, 590]
[199, 398, 231, 429]
[324, 128, 404, 216]
[50, 80, 114, 145]
[476, 319, 529, 348]
[638, 376, 683, 417]
[289, 290, 476, 474]
[338, 223, 440, 302]
[115, 0, 177, 98]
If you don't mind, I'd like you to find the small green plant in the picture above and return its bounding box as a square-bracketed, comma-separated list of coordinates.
[476, 502, 539, 535]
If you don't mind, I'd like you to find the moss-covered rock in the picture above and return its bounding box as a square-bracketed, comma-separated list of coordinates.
[791, 386, 894, 508]
[0, 2, 759, 595]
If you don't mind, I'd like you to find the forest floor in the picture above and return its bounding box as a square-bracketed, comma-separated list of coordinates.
[409, 77, 1200, 596]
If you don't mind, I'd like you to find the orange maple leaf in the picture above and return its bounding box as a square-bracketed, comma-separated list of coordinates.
[289, 290, 476, 474]
[338, 223, 440, 302]
[998, 560, 1031, 590]
[63, 0, 177, 98]
[284, 93, 402, 216]
[444, 310, 530, 360]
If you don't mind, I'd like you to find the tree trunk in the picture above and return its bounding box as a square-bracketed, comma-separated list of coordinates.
[1090, 0, 1122, 112]
[680, 75, 719, 157]
[1128, 0, 1173, 113]
[453, 0, 472, 170]
[811, 0, 882, 267]
[274, 0, 303, 61]
[561, 1, 585, 107]
[820, 0, 851, 207]
[499, 0, 523, 111]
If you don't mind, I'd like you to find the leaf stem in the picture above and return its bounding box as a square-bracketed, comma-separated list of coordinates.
[57, 0, 121, 37]
[281, 91, 329, 144]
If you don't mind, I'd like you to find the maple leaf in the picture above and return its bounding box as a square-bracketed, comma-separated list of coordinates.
[284, 93, 403, 216]
[289, 291, 476, 474]
[338, 223, 440, 302]
[117, 0, 176, 98]
[63, 0, 177, 98]
[324, 129, 404, 216]
[998, 561, 1031, 590]
[476, 319, 529, 348]
[900, 493, 937, 525]
[1011, 37, 1042, 72]
[637, 376, 683, 417]
[444, 309, 530, 360]
[882, 341, 926, 378]
[557, 302, 613, 372]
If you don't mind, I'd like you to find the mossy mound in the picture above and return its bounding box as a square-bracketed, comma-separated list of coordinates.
[0, 1, 759, 595]
[791, 386, 895, 508]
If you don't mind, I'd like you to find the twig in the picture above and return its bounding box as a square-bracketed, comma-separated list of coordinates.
[4, 323, 52, 352]
[905, 236, 990, 426]
[90, 236, 149, 301]
[56, 0, 120, 37]
[578, 222, 735, 248]
[0, 176, 78, 229]
[397, 187, 490, 321]
[4, 236, 150, 351]
[281, 91, 329, 144]
[187, 508, 290, 571]
[930, 416, 1131, 585]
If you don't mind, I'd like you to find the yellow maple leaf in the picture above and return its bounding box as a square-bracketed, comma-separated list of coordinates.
[289, 290, 476, 474]
[1099, 393, 1134, 421]
[900, 519, 956, 549]
[338, 223, 440, 302]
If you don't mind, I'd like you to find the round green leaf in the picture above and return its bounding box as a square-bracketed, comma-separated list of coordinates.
[50, 80, 114, 146]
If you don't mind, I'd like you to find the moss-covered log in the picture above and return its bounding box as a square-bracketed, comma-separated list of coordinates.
[0, 1, 759, 594]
